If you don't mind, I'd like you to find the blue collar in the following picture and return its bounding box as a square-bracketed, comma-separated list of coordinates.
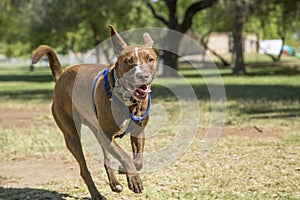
[91, 68, 151, 123]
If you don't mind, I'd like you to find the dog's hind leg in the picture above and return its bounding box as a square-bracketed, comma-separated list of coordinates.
[52, 107, 106, 200]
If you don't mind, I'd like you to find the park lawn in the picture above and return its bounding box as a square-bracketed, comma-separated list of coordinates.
[0, 63, 299, 200]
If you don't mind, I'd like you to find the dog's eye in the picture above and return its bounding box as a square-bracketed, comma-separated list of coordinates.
[124, 58, 134, 65]
[148, 58, 154, 62]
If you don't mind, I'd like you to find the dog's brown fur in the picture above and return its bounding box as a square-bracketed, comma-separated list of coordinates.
[32, 26, 157, 200]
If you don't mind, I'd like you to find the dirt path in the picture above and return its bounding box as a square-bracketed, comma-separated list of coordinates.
[0, 104, 280, 189]
[0, 157, 80, 187]
[0, 104, 54, 129]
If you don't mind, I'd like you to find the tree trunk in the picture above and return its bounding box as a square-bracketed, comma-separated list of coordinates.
[161, 29, 182, 77]
[263, 35, 285, 62]
[232, 34, 245, 75]
[256, 33, 260, 53]
[94, 46, 100, 63]
[90, 21, 101, 63]
[146, 0, 217, 76]
[276, 35, 285, 61]
[162, 51, 179, 77]
[232, 4, 246, 75]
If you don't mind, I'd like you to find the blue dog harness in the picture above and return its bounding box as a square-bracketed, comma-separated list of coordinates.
[91, 68, 151, 123]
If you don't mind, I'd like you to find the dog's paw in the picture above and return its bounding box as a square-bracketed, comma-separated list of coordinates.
[108, 174, 123, 193]
[126, 173, 143, 193]
[110, 182, 123, 193]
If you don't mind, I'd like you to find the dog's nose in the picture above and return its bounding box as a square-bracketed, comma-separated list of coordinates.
[136, 71, 151, 82]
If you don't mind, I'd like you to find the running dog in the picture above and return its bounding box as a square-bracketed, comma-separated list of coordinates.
[32, 25, 157, 200]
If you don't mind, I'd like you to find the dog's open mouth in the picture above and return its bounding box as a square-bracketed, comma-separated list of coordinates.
[133, 84, 151, 100]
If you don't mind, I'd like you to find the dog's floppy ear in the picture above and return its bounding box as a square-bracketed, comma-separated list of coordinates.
[109, 25, 127, 56]
[143, 33, 154, 48]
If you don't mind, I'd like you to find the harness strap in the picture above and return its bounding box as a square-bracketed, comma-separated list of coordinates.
[129, 94, 151, 122]
[91, 68, 110, 118]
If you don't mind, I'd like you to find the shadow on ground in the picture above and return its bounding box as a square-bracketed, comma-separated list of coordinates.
[0, 89, 53, 101]
[152, 84, 300, 101]
[181, 64, 300, 78]
[0, 75, 53, 83]
[0, 187, 89, 200]
[247, 108, 300, 119]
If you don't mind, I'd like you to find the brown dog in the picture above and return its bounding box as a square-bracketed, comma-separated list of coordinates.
[32, 25, 157, 200]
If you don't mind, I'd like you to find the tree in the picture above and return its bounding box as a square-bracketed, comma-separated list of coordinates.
[0, 0, 31, 57]
[212, 0, 261, 75]
[28, 0, 160, 63]
[260, 0, 299, 61]
[29, 0, 138, 61]
[230, 0, 248, 75]
[190, 5, 231, 67]
[147, 0, 217, 76]
[1, 0, 159, 62]
[243, 0, 300, 62]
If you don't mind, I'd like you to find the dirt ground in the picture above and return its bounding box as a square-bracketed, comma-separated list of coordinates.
[0, 105, 53, 129]
[0, 105, 77, 188]
[0, 104, 281, 189]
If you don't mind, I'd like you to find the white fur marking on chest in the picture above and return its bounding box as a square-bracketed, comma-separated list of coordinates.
[120, 119, 130, 131]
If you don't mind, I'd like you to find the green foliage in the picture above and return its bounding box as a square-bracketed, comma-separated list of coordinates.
[247, 0, 300, 42]
[192, 0, 300, 44]
[0, 0, 30, 57]
[27, 0, 163, 54]
[1, 0, 300, 58]
[192, 3, 233, 37]
[1, 0, 158, 56]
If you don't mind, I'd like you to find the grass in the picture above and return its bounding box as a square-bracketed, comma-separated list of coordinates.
[0, 67, 54, 101]
[0, 59, 300, 199]
[0, 127, 67, 160]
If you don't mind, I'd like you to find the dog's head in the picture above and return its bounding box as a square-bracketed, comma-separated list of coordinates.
[109, 25, 157, 101]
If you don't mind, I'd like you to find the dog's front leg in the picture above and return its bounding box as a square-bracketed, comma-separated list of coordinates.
[102, 146, 123, 193]
[118, 122, 145, 172]
[112, 139, 143, 193]
[98, 131, 143, 193]
[130, 130, 145, 171]
[126, 121, 145, 171]
[118, 132, 144, 172]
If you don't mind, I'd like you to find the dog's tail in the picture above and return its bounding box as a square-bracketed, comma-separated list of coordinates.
[32, 45, 64, 82]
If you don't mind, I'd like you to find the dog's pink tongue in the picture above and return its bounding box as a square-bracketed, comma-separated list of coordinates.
[144, 84, 152, 93]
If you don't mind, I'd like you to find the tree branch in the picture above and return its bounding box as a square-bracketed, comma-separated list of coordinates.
[191, 30, 230, 66]
[165, 0, 178, 28]
[180, 0, 217, 32]
[146, 1, 169, 26]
